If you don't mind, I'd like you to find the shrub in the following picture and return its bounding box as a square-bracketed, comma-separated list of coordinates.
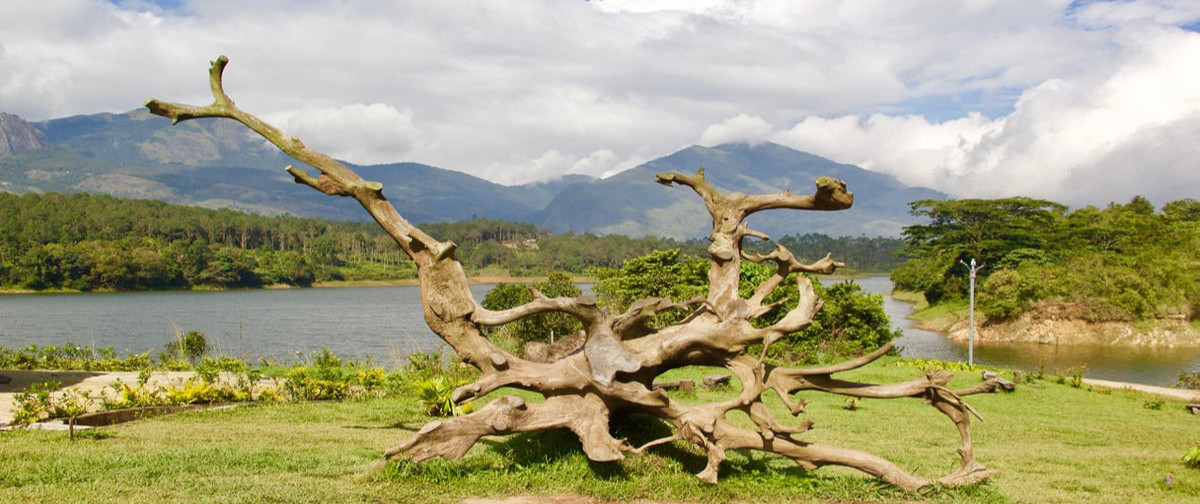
[52, 389, 94, 440]
[0, 343, 152, 371]
[103, 379, 166, 410]
[1177, 371, 1200, 390]
[1068, 365, 1087, 388]
[284, 366, 350, 401]
[1184, 445, 1200, 469]
[415, 376, 472, 417]
[12, 381, 61, 427]
[481, 272, 584, 347]
[165, 330, 209, 363]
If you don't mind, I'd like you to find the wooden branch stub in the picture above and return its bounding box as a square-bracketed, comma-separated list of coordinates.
[702, 374, 732, 388]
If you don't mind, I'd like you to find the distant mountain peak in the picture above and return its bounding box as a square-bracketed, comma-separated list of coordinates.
[0, 113, 50, 156]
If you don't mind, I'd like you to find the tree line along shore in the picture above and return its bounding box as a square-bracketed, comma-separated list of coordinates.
[891, 196, 1200, 345]
[0, 192, 902, 293]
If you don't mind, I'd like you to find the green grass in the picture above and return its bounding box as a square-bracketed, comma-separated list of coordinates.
[908, 300, 969, 332]
[889, 289, 929, 310]
[2, 358, 1198, 503]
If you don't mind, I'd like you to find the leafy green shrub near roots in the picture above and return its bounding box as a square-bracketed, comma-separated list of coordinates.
[480, 272, 584, 350]
[415, 376, 473, 417]
[1184, 445, 1200, 469]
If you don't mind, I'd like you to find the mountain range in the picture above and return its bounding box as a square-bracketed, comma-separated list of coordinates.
[0, 109, 944, 238]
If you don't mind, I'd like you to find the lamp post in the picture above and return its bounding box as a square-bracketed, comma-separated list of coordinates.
[959, 258, 983, 366]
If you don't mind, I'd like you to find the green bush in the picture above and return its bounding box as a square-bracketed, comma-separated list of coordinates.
[0, 343, 152, 371]
[12, 381, 61, 427]
[1184, 445, 1200, 469]
[979, 267, 1050, 320]
[165, 330, 209, 363]
[481, 272, 584, 348]
[281, 348, 388, 401]
[415, 376, 472, 417]
[590, 250, 900, 364]
[1177, 371, 1200, 390]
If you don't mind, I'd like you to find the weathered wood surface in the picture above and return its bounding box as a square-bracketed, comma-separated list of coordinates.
[145, 55, 1001, 491]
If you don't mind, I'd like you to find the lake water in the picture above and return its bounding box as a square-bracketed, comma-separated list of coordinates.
[2, 279, 1198, 386]
[854, 277, 1200, 386]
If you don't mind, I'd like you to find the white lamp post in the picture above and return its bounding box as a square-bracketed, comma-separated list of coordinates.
[959, 258, 983, 366]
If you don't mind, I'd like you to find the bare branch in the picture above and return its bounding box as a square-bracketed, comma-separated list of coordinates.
[742, 176, 854, 215]
[472, 293, 602, 327]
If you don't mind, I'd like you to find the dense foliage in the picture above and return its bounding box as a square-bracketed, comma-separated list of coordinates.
[777, 233, 903, 273]
[479, 272, 584, 349]
[0, 192, 407, 290]
[1, 192, 905, 292]
[588, 249, 901, 363]
[892, 196, 1200, 322]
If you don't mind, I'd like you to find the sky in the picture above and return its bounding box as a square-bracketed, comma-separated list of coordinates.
[1, 0, 1198, 206]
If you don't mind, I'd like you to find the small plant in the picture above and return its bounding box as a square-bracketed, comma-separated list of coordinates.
[1068, 365, 1087, 388]
[11, 380, 61, 427]
[896, 358, 975, 373]
[415, 376, 471, 417]
[1144, 398, 1165, 410]
[1025, 361, 1046, 383]
[53, 389, 94, 440]
[103, 379, 165, 410]
[283, 366, 350, 401]
[312, 347, 344, 368]
[1177, 371, 1200, 390]
[1184, 445, 1200, 469]
[164, 330, 209, 364]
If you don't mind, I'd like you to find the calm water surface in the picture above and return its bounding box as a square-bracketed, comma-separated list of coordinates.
[855, 276, 1200, 386]
[0, 286, 485, 366]
[3, 279, 1198, 385]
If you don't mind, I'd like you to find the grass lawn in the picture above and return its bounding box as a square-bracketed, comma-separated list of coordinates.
[2, 358, 1198, 503]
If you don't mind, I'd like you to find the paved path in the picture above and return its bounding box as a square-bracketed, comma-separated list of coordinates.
[0, 370, 196, 425]
[1082, 378, 1200, 402]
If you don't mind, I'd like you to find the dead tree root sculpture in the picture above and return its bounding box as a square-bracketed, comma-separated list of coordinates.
[146, 55, 1001, 492]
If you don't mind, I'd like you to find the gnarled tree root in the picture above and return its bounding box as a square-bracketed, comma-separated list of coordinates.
[147, 55, 1003, 495]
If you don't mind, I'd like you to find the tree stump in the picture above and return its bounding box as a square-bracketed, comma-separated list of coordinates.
[144, 55, 1002, 491]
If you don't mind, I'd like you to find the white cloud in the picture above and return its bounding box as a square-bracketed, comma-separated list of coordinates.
[0, 0, 1198, 206]
[699, 114, 775, 147]
[760, 22, 1200, 205]
[283, 103, 425, 166]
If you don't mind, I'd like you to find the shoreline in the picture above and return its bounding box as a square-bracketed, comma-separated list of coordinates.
[890, 289, 1200, 348]
[0, 275, 599, 295]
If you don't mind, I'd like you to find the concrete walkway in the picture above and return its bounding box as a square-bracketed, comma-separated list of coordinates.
[1082, 377, 1200, 402]
[0, 370, 196, 425]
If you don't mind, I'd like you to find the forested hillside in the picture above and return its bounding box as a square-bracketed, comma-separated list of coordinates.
[0, 193, 903, 292]
[892, 196, 1200, 323]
